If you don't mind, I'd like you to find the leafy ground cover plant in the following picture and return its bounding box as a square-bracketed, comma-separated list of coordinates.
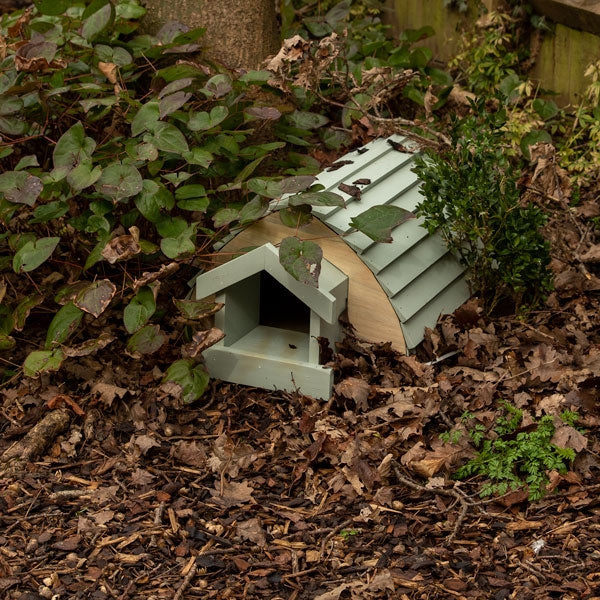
[0, 0, 337, 393]
[453, 403, 582, 500]
[0, 0, 443, 399]
[412, 102, 553, 313]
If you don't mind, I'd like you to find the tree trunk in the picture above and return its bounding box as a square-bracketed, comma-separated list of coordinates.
[141, 0, 280, 70]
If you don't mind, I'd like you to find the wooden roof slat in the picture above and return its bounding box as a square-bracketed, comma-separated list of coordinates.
[399, 276, 471, 349]
[390, 254, 466, 322]
[322, 163, 420, 234]
[376, 234, 451, 297]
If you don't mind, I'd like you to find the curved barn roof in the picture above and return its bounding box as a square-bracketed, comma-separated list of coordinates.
[300, 135, 470, 349]
[218, 135, 470, 351]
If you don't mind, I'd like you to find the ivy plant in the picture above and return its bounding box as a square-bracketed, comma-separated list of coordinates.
[0, 0, 435, 400]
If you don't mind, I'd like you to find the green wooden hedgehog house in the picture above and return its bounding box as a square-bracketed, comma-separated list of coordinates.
[195, 135, 470, 399]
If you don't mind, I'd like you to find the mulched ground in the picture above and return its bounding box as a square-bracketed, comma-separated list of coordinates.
[2, 125, 600, 600]
[2, 281, 600, 600]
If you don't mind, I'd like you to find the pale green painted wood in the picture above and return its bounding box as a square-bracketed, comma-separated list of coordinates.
[390, 254, 466, 322]
[200, 134, 470, 383]
[376, 234, 450, 297]
[216, 276, 260, 345]
[197, 243, 348, 323]
[357, 217, 430, 273]
[232, 325, 310, 361]
[309, 136, 470, 349]
[313, 137, 404, 192]
[196, 243, 348, 397]
[197, 244, 266, 298]
[203, 344, 334, 399]
[399, 276, 471, 349]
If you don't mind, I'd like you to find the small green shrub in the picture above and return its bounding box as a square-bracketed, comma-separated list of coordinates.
[455, 404, 579, 500]
[412, 104, 553, 313]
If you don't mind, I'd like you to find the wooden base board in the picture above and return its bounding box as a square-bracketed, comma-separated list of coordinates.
[203, 343, 334, 399]
[218, 213, 407, 353]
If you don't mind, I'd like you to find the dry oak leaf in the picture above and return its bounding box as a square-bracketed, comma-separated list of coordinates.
[132, 434, 161, 455]
[335, 377, 370, 410]
[98, 61, 119, 86]
[236, 517, 267, 547]
[90, 381, 131, 406]
[170, 440, 207, 468]
[182, 327, 225, 357]
[131, 467, 155, 486]
[551, 423, 588, 452]
[264, 35, 309, 71]
[101, 226, 141, 264]
[210, 480, 255, 507]
[581, 244, 600, 263]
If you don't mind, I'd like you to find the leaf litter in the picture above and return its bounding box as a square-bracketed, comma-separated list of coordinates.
[2, 156, 600, 600]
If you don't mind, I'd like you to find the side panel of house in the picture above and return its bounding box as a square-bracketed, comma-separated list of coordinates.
[217, 275, 260, 346]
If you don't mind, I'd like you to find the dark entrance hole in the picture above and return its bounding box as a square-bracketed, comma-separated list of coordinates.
[259, 271, 310, 333]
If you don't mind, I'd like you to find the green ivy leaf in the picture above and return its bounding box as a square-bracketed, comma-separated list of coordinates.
[163, 359, 210, 403]
[177, 198, 209, 212]
[132, 101, 160, 136]
[14, 155, 39, 171]
[34, 0, 70, 15]
[235, 156, 268, 183]
[30, 200, 69, 224]
[135, 179, 174, 223]
[288, 110, 329, 129]
[201, 74, 232, 98]
[53, 122, 96, 178]
[213, 207, 240, 227]
[84, 232, 112, 271]
[0, 333, 15, 351]
[246, 178, 284, 199]
[175, 184, 207, 200]
[238, 70, 272, 83]
[127, 324, 167, 355]
[279, 236, 322, 287]
[160, 226, 196, 259]
[67, 161, 102, 191]
[74, 279, 117, 318]
[182, 147, 213, 167]
[13, 294, 44, 331]
[187, 106, 229, 131]
[124, 286, 156, 333]
[0, 172, 43, 206]
[279, 205, 312, 228]
[81, 0, 115, 41]
[155, 216, 188, 237]
[23, 349, 64, 377]
[239, 197, 267, 224]
[95, 162, 143, 202]
[350, 205, 414, 243]
[159, 91, 191, 119]
[151, 122, 189, 154]
[45, 302, 84, 348]
[13, 237, 60, 273]
[532, 99, 559, 121]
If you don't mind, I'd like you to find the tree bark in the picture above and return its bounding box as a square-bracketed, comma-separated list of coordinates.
[141, 0, 280, 69]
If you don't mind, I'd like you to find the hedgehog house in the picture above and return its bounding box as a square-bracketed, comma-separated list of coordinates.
[195, 136, 470, 399]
